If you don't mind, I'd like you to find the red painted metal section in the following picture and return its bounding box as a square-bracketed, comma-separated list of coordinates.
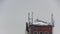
[30, 26, 52, 34]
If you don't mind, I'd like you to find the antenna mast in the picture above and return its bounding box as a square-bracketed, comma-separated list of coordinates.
[31, 12, 33, 23]
[51, 13, 54, 27]
[28, 12, 33, 24]
[28, 12, 30, 24]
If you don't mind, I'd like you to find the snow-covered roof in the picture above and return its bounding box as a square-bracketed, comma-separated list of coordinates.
[32, 22, 49, 25]
[30, 21, 52, 26]
[29, 19, 52, 26]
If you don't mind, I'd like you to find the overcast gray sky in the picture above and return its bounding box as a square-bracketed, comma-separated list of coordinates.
[0, 0, 60, 34]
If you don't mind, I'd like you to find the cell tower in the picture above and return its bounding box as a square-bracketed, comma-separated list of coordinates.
[26, 12, 54, 34]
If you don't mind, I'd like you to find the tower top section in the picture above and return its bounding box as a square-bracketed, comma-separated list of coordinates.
[27, 12, 54, 27]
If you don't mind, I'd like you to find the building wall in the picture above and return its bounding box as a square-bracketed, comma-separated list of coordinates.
[30, 26, 52, 34]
